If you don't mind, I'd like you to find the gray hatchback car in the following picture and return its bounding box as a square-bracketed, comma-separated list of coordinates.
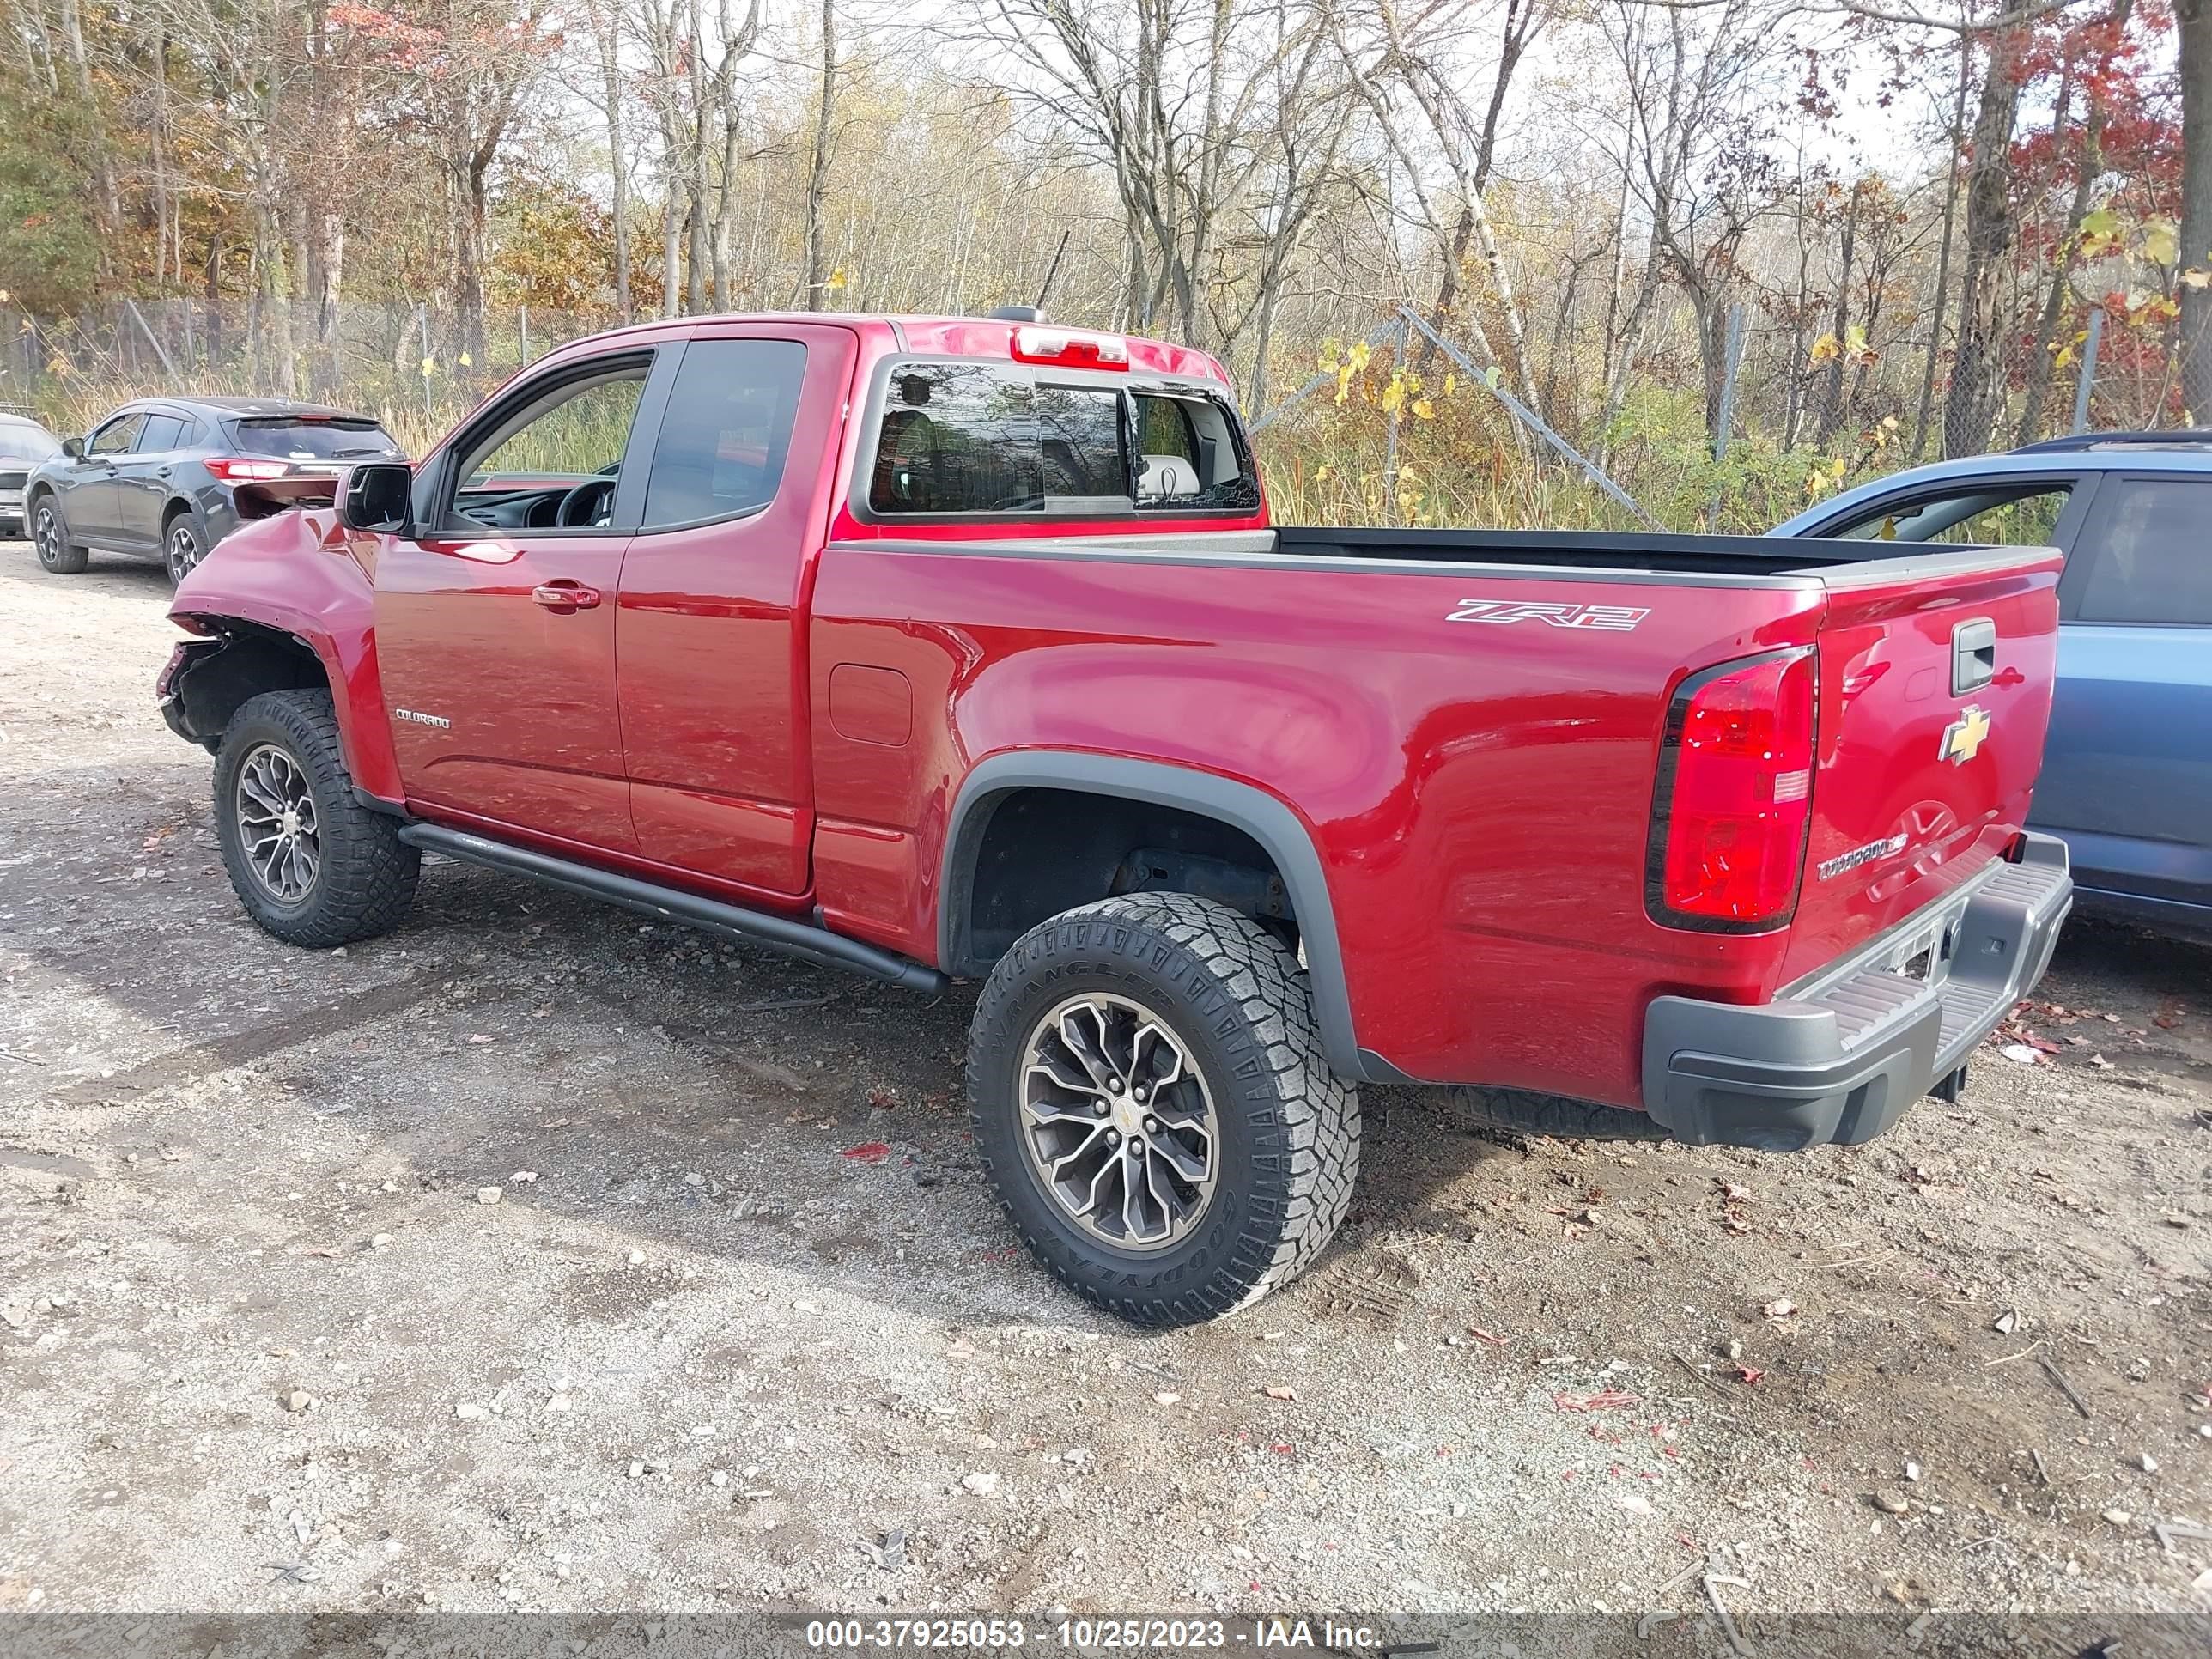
[24, 397, 405, 583]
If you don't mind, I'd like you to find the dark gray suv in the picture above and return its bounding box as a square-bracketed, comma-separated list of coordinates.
[25, 397, 405, 583]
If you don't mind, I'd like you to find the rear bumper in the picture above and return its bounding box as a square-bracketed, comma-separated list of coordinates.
[1641, 834, 2073, 1150]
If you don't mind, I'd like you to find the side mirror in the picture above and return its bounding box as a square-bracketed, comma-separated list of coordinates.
[61, 435, 83, 459]
[338, 462, 413, 534]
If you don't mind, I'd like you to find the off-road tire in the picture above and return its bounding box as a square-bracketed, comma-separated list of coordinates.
[214, 689, 420, 947]
[31, 495, 89, 574]
[968, 892, 1360, 1325]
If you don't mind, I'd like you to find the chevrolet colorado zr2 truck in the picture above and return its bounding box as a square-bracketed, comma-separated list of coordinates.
[155, 311, 2074, 1325]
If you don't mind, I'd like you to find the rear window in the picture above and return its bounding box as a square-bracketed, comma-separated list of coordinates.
[866, 363, 1255, 516]
[228, 417, 400, 461]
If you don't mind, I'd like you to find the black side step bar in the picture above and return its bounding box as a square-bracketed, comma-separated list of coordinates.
[397, 824, 950, 995]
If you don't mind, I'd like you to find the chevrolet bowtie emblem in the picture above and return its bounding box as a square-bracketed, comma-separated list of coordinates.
[1940, 704, 1991, 764]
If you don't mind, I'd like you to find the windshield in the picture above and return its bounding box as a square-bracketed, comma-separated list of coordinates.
[228, 417, 402, 461]
[0, 421, 60, 462]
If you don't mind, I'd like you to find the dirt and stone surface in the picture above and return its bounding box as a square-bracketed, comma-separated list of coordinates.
[2, 546, 2208, 1625]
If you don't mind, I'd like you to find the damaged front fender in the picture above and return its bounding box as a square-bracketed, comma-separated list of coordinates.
[161, 505, 402, 800]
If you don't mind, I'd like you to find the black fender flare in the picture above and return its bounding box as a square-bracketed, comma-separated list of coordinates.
[939, 751, 1374, 1081]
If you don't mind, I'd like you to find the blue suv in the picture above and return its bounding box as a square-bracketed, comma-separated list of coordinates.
[1774, 433, 2212, 938]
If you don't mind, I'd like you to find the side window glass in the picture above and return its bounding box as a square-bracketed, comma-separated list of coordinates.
[463, 374, 646, 484]
[641, 339, 807, 527]
[869, 365, 1040, 514]
[453, 362, 648, 528]
[1828, 485, 2070, 544]
[1133, 392, 1257, 510]
[137, 415, 185, 452]
[1036, 386, 1127, 501]
[90, 414, 144, 456]
[2075, 478, 2212, 626]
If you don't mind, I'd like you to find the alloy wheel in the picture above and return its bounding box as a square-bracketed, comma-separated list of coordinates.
[234, 743, 321, 905]
[33, 504, 63, 568]
[1018, 992, 1219, 1252]
[166, 521, 201, 583]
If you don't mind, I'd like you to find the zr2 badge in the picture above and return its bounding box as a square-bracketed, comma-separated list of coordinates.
[1446, 599, 1650, 632]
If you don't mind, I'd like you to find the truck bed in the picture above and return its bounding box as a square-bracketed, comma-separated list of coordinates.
[1273, 526, 2021, 579]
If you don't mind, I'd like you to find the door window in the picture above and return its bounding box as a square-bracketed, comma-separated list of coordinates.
[451, 360, 649, 531]
[2074, 478, 2212, 626]
[640, 339, 808, 527]
[1825, 483, 2072, 545]
[137, 415, 187, 452]
[88, 413, 145, 456]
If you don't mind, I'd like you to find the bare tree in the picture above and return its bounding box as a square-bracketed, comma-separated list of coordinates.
[632, 0, 760, 313]
[803, 0, 836, 308]
[1326, 0, 1542, 408]
[582, 0, 635, 319]
[2181, 0, 2210, 419]
[1607, 0, 1783, 440]
[1412, 0, 1559, 371]
[1941, 15, 2027, 454]
[977, 0, 1319, 348]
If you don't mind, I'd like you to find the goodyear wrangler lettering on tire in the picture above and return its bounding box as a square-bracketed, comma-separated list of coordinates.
[966, 891, 1360, 1325]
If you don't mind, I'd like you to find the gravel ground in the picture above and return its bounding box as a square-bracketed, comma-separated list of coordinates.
[1, 545, 2208, 1624]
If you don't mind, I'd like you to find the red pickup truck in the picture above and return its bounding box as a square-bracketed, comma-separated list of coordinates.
[155, 310, 2074, 1324]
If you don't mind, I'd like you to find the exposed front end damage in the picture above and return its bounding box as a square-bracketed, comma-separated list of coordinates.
[157, 499, 404, 800]
[157, 623, 329, 753]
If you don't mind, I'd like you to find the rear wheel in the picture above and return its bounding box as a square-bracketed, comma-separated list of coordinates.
[213, 689, 421, 947]
[32, 497, 88, 574]
[967, 892, 1359, 1325]
[163, 513, 205, 584]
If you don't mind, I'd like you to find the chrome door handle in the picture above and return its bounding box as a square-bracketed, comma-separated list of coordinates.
[532, 581, 601, 610]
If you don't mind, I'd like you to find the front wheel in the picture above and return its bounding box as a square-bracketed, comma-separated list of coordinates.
[213, 689, 422, 947]
[32, 498, 88, 574]
[967, 892, 1360, 1325]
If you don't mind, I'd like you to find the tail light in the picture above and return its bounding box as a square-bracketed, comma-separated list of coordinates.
[206, 458, 291, 483]
[1012, 325, 1130, 370]
[1646, 648, 1817, 931]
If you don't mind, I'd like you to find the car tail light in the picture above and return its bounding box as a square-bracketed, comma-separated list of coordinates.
[1646, 648, 1817, 931]
[1012, 325, 1130, 370]
[206, 458, 291, 483]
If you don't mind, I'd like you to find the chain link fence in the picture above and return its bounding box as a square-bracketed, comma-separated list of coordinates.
[2, 292, 2164, 532]
[1, 299, 619, 451]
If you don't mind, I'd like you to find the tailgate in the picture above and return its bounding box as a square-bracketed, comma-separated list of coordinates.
[1779, 545, 2063, 983]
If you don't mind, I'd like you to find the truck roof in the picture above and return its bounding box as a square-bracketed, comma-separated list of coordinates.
[535, 311, 1233, 386]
